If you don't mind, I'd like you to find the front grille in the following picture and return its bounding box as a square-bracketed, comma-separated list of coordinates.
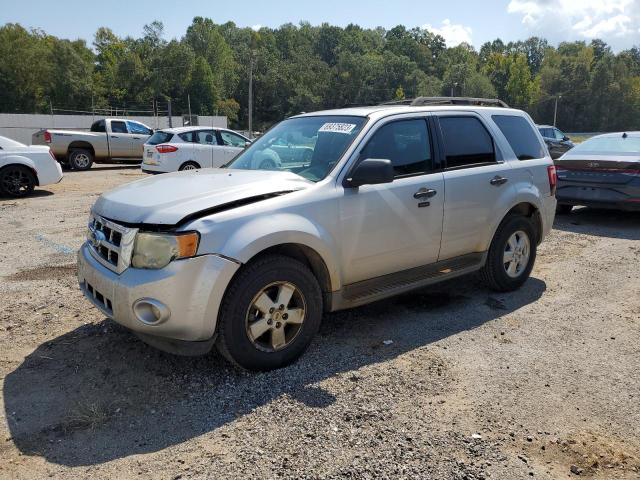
[87, 214, 138, 274]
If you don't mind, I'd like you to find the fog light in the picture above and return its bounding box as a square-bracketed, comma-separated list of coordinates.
[133, 298, 171, 325]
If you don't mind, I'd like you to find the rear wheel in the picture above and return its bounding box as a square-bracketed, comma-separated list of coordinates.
[179, 161, 200, 171]
[0, 165, 36, 198]
[556, 204, 573, 215]
[68, 149, 93, 170]
[480, 215, 537, 292]
[216, 255, 322, 371]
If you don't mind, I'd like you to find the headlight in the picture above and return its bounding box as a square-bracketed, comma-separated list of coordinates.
[131, 232, 199, 269]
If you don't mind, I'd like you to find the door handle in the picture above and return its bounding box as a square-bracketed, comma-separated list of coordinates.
[490, 176, 508, 186]
[133, 137, 141, 140]
[414, 188, 437, 199]
[111, 136, 119, 138]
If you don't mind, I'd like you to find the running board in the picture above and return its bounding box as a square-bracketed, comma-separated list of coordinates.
[329, 252, 486, 311]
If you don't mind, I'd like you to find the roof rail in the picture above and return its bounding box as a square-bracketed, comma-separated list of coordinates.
[381, 97, 509, 108]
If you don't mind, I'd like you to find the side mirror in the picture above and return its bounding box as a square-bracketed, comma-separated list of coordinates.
[244, 141, 252, 148]
[563, 135, 570, 142]
[344, 158, 394, 188]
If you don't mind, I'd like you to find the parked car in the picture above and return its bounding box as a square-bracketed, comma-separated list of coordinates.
[32, 118, 153, 171]
[537, 125, 574, 159]
[142, 127, 251, 173]
[555, 132, 640, 213]
[0, 135, 63, 197]
[78, 104, 557, 371]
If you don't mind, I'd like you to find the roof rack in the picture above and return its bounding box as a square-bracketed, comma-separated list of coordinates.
[381, 97, 509, 108]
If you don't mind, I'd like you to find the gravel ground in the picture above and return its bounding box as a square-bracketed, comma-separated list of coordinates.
[1, 165, 639, 479]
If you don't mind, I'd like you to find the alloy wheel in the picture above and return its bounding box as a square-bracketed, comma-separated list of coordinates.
[503, 230, 531, 278]
[245, 281, 306, 352]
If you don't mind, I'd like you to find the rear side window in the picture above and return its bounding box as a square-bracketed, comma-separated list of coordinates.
[360, 119, 431, 177]
[91, 120, 106, 133]
[195, 130, 218, 145]
[493, 115, 545, 161]
[179, 132, 196, 143]
[147, 131, 174, 145]
[439, 116, 495, 169]
[111, 121, 128, 134]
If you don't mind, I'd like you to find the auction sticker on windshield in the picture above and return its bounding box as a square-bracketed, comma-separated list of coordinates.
[319, 123, 357, 134]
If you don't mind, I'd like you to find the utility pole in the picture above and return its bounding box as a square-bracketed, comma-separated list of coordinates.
[168, 99, 173, 128]
[188, 94, 192, 126]
[248, 55, 254, 139]
[553, 95, 562, 127]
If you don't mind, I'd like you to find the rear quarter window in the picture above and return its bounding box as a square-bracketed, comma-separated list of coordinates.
[147, 131, 174, 145]
[493, 115, 546, 160]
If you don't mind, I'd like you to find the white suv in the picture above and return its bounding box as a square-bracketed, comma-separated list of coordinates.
[78, 104, 557, 370]
[142, 127, 250, 173]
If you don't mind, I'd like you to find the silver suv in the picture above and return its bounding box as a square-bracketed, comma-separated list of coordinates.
[78, 105, 557, 370]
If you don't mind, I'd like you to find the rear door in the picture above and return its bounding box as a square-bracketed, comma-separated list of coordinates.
[108, 120, 132, 158]
[192, 130, 217, 168]
[434, 113, 514, 260]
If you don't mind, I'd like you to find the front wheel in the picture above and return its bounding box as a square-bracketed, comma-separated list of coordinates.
[216, 255, 322, 371]
[480, 215, 537, 292]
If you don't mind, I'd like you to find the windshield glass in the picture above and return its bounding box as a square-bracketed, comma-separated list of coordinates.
[572, 135, 640, 155]
[226, 115, 366, 182]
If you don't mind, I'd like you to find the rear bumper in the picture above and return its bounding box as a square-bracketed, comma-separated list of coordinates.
[77, 242, 240, 343]
[557, 181, 640, 211]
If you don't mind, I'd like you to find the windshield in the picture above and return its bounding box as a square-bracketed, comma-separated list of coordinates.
[226, 115, 367, 182]
[572, 135, 640, 155]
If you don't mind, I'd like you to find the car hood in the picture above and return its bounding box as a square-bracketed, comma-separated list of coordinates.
[93, 169, 313, 225]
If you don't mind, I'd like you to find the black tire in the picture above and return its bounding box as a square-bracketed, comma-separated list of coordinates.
[68, 149, 93, 170]
[216, 254, 323, 371]
[556, 204, 573, 215]
[259, 159, 276, 170]
[179, 161, 200, 171]
[480, 215, 537, 292]
[0, 165, 36, 198]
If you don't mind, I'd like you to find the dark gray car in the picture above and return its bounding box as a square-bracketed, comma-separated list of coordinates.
[537, 125, 574, 159]
[555, 132, 640, 213]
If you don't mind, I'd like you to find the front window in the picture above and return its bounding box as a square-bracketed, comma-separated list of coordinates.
[220, 130, 247, 147]
[226, 116, 367, 182]
[128, 121, 152, 135]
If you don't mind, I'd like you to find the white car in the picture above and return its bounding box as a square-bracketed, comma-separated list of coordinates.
[141, 127, 251, 173]
[0, 135, 63, 197]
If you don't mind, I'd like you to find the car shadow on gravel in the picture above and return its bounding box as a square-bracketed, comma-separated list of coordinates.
[553, 207, 640, 240]
[0, 190, 54, 200]
[3, 276, 546, 467]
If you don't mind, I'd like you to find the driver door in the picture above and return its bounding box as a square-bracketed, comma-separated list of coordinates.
[338, 117, 444, 285]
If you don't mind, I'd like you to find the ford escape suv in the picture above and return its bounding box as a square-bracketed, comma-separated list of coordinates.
[78, 104, 557, 371]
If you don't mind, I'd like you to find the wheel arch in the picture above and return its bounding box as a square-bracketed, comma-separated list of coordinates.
[493, 201, 543, 246]
[0, 158, 39, 185]
[68, 141, 95, 157]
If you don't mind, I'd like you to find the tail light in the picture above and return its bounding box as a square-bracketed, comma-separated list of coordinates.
[156, 144, 178, 154]
[547, 165, 557, 196]
[44, 131, 52, 143]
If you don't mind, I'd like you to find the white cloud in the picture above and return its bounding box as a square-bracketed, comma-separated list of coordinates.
[251, 24, 262, 31]
[423, 19, 473, 47]
[507, 0, 640, 49]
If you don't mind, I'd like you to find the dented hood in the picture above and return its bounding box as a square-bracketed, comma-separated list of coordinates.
[93, 169, 312, 225]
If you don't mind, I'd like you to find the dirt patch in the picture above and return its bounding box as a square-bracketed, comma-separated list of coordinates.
[5, 263, 76, 282]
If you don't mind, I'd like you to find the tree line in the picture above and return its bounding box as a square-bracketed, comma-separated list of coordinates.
[1, 18, 640, 132]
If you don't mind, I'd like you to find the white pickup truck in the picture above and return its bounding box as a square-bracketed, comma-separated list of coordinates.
[32, 118, 153, 170]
